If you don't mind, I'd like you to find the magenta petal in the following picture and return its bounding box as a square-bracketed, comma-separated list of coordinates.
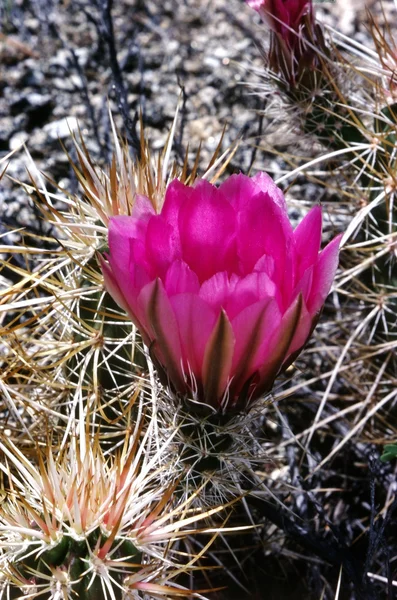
[102, 170, 341, 412]
[199, 272, 237, 313]
[219, 172, 287, 214]
[161, 179, 191, 229]
[131, 262, 152, 295]
[108, 216, 135, 271]
[138, 279, 184, 390]
[109, 214, 148, 249]
[285, 0, 311, 28]
[237, 190, 293, 274]
[254, 254, 276, 279]
[108, 218, 152, 317]
[246, 0, 264, 8]
[99, 254, 148, 340]
[251, 172, 287, 211]
[131, 194, 155, 219]
[128, 237, 147, 266]
[202, 310, 235, 407]
[308, 234, 342, 313]
[292, 264, 313, 305]
[164, 260, 200, 296]
[199, 271, 278, 321]
[99, 253, 129, 314]
[225, 272, 277, 320]
[170, 294, 217, 375]
[111, 238, 151, 303]
[246, 0, 312, 38]
[255, 294, 303, 396]
[218, 173, 259, 212]
[294, 206, 322, 276]
[145, 216, 180, 278]
[108, 216, 147, 282]
[179, 180, 237, 282]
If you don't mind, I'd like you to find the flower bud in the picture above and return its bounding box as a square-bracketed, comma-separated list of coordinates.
[246, 0, 321, 87]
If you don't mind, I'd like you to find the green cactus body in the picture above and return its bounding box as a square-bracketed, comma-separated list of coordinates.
[40, 535, 71, 567]
[65, 250, 148, 445]
[10, 531, 143, 600]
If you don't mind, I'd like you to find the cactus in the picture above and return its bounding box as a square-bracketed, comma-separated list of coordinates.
[0, 407, 230, 599]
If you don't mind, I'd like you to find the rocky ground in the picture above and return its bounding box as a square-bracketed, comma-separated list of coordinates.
[1, 1, 397, 599]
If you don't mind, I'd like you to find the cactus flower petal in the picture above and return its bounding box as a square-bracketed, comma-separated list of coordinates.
[294, 205, 322, 275]
[308, 234, 342, 313]
[170, 293, 217, 375]
[98, 253, 130, 315]
[237, 188, 293, 274]
[179, 180, 237, 283]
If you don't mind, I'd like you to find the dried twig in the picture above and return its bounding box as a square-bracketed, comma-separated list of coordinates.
[97, 0, 141, 158]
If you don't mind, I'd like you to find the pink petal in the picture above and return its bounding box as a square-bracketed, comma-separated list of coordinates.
[108, 218, 152, 320]
[109, 214, 148, 249]
[164, 260, 200, 296]
[161, 179, 191, 229]
[285, 0, 312, 27]
[131, 194, 156, 219]
[251, 172, 287, 211]
[170, 293, 217, 375]
[246, 0, 264, 8]
[225, 272, 277, 320]
[179, 180, 237, 282]
[98, 253, 129, 314]
[202, 310, 235, 408]
[199, 272, 238, 313]
[254, 253, 276, 279]
[254, 294, 303, 398]
[145, 216, 181, 279]
[237, 190, 293, 275]
[138, 279, 184, 391]
[218, 173, 259, 212]
[127, 237, 148, 266]
[108, 216, 148, 281]
[99, 254, 149, 342]
[294, 206, 322, 277]
[292, 264, 313, 305]
[275, 1, 293, 27]
[112, 238, 151, 302]
[198, 271, 278, 321]
[308, 234, 342, 314]
[219, 172, 287, 214]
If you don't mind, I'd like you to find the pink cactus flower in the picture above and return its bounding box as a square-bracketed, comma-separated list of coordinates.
[246, 0, 313, 48]
[100, 173, 341, 413]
